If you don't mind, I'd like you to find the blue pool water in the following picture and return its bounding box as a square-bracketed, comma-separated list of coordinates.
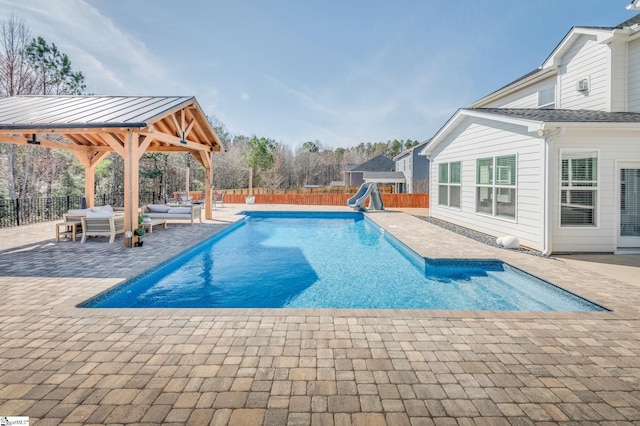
[81, 212, 607, 311]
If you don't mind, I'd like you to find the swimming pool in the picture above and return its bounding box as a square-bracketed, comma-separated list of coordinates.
[81, 212, 607, 311]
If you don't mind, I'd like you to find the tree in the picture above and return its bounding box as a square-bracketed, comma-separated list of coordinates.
[24, 36, 86, 95]
[0, 15, 35, 202]
[0, 16, 88, 204]
[301, 140, 319, 153]
[0, 15, 35, 98]
[244, 136, 275, 172]
[388, 139, 403, 158]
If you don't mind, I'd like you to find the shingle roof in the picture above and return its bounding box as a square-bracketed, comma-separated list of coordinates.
[616, 13, 640, 28]
[0, 95, 194, 129]
[350, 154, 394, 172]
[363, 171, 405, 180]
[469, 108, 640, 123]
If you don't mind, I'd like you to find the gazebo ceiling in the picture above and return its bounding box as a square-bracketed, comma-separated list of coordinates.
[0, 95, 224, 154]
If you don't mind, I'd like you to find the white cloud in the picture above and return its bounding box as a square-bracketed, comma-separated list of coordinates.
[0, 0, 189, 95]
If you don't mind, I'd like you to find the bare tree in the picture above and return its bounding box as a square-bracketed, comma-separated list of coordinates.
[0, 15, 35, 97]
[0, 15, 36, 201]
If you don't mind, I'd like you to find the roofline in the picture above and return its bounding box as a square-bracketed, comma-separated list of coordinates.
[0, 122, 147, 131]
[420, 109, 543, 156]
[420, 109, 640, 157]
[392, 140, 430, 161]
[471, 25, 632, 108]
[469, 68, 556, 108]
[541, 26, 623, 69]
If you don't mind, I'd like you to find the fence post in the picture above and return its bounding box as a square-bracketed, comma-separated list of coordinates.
[14, 198, 19, 226]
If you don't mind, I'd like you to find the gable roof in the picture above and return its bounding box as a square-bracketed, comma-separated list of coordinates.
[420, 108, 640, 157]
[392, 140, 430, 160]
[349, 154, 394, 172]
[471, 13, 640, 108]
[0, 95, 224, 153]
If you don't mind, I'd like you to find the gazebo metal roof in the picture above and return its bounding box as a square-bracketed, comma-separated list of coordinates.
[0, 95, 223, 154]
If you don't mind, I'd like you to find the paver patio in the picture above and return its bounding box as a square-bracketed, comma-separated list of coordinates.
[0, 204, 639, 425]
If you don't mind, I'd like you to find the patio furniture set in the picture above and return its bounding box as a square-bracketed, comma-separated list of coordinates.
[55, 202, 202, 244]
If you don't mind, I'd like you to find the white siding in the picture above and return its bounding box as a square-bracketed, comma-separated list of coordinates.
[482, 76, 556, 109]
[550, 128, 640, 252]
[610, 40, 627, 112]
[557, 34, 610, 110]
[628, 38, 640, 112]
[430, 117, 544, 250]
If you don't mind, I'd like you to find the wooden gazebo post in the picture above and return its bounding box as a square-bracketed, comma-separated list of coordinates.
[123, 130, 140, 248]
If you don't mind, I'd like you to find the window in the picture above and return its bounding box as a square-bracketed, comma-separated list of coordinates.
[538, 86, 555, 109]
[438, 161, 461, 208]
[561, 151, 597, 226]
[476, 155, 516, 219]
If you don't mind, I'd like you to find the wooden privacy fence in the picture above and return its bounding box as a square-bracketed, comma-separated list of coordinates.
[224, 193, 429, 208]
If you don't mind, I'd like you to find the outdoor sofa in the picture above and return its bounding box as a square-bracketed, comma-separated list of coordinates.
[142, 203, 202, 224]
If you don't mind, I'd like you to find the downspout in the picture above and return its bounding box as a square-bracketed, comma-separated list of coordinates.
[542, 136, 551, 256]
[539, 126, 565, 256]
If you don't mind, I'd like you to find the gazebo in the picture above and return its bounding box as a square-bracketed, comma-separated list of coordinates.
[0, 95, 224, 247]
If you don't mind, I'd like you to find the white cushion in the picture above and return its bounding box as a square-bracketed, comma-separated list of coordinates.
[86, 210, 114, 218]
[147, 204, 171, 213]
[91, 205, 114, 214]
[167, 207, 192, 214]
[68, 209, 90, 215]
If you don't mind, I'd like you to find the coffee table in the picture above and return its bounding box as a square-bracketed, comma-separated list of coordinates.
[141, 219, 168, 233]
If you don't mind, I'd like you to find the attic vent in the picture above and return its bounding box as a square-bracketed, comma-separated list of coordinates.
[576, 79, 589, 92]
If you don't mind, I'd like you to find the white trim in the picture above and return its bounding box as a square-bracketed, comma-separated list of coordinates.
[470, 68, 557, 108]
[558, 148, 600, 229]
[420, 109, 640, 158]
[474, 154, 518, 222]
[542, 27, 617, 69]
[615, 160, 640, 249]
[420, 109, 544, 156]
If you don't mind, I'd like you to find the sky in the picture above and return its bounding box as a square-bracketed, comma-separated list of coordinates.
[0, 0, 637, 149]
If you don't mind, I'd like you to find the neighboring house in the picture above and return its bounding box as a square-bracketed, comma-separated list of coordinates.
[393, 140, 430, 193]
[421, 12, 640, 254]
[343, 155, 396, 187]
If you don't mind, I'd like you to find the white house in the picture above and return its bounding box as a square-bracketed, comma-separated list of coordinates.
[393, 140, 430, 193]
[421, 12, 640, 254]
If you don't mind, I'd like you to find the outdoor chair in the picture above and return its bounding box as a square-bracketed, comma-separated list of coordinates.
[175, 192, 193, 204]
[213, 190, 225, 209]
[80, 215, 125, 243]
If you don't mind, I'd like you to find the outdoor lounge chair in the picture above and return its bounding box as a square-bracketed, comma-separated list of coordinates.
[80, 215, 125, 243]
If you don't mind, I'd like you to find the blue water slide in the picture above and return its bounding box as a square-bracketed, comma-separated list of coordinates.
[347, 183, 384, 211]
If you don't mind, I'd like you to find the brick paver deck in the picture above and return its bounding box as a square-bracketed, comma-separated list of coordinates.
[0, 205, 639, 425]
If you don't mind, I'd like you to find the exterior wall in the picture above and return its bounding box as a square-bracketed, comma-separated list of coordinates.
[480, 76, 556, 109]
[557, 34, 610, 111]
[395, 151, 429, 193]
[610, 40, 627, 112]
[628, 38, 640, 112]
[549, 128, 640, 253]
[429, 117, 544, 250]
[346, 172, 364, 187]
[411, 149, 429, 193]
[395, 155, 410, 193]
